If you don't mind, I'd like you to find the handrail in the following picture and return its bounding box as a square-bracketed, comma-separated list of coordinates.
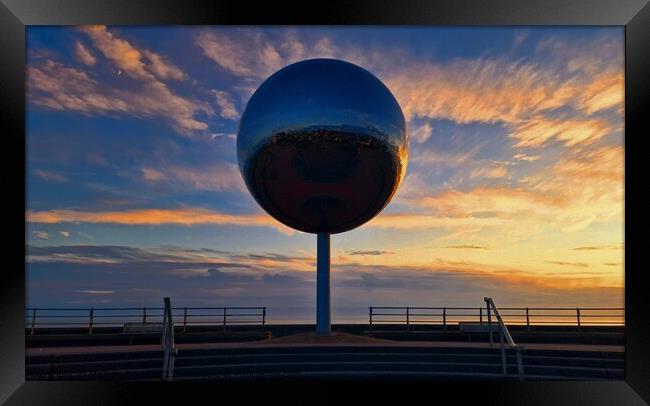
[485, 297, 525, 381]
[366, 306, 624, 328]
[25, 306, 267, 335]
[161, 297, 177, 381]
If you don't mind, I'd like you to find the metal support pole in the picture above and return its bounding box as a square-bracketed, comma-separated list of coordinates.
[486, 299, 493, 346]
[577, 308, 581, 331]
[500, 328, 506, 375]
[88, 308, 94, 335]
[406, 307, 410, 330]
[262, 307, 266, 327]
[183, 307, 187, 334]
[142, 307, 147, 325]
[526, 308, 530, 331]
[162, 297, 176, 380]
[516, 349, 524, 381]
[223, 307, 227, 331]
[31, 309, 37, 336]
[316, 232, 331, 334]
[479, 307, 483, 324]
[369, 307, 373, 330]
[443, 307, 447, 331]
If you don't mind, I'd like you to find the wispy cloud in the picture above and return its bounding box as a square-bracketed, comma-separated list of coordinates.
[382, 36, 622, 149]
[79, 25, 185, 82]
[546, 261, 589, 268]
[34, 169, 68, 183]
[469, 164, 509, 180]
[510, 116, 614, 148]
[33, 231, 49, 240]
[210, 90, 239, 119]
[26, 207, 294, 234]
[574, 243, 623, 251]
[410, 122, 433, 144]
[27, 244, 623, 313]
[347, 250, 393, 256]
[442, 245, 489, 250]
[74, 41, 96, 66]
[513, 153, 540, 162]
[394, 144, 623, 239]
[29, 26, 211, 136]
[28, 59, 209, 135]
[141, 163, 247, 193]
[75, 290, 114, 295]
[195, 30, 284, 79]
[141, 50, 187, 81]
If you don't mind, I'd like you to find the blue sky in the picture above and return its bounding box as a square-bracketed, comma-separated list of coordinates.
[26, 26, 624, 323]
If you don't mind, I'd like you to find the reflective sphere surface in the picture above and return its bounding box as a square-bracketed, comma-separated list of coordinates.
[237, 59, 408, 234]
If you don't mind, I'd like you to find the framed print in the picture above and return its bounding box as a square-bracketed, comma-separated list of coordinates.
[1, 0, 648, 404]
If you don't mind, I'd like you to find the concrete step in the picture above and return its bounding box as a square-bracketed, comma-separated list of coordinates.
[27, 357, 164, 376]
[25, 345, 624, 381]
[171, 361, 621, 380]
[27, 367, 163, 381]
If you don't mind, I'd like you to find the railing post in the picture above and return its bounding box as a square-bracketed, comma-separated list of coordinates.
[576, 308, 581, 332]
[262, 307, 266, 327]
[406, 307, 410, 331]
[486, 298, 493, 346]
[516, 349, 524, 381]
[30, 309, 37, 336]
[526, 308, 530, 331]
[223, 307, 227, 332]
[479, 307, 483, 324]
[183, 307, 187, 334]
[162, 297, 176, 380]
[443, 307, 447, 331]
[369, 307, 373, 330]
[500, 328, 506, 375]
[88, 308, 94, 335]
[142, 307, 147, 325]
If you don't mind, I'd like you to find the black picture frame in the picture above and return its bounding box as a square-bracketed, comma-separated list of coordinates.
[2, 0, 647, 404]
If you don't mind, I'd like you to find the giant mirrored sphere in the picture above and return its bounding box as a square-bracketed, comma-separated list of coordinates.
[237, 58, 408, 234]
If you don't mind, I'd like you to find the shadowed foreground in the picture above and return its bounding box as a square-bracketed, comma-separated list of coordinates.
[26, 329, 624, 381]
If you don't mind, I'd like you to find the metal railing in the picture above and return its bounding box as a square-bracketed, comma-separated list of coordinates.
[485, 297, 524, 380]
[368, 305, 624, 330]
[161, 297, 177, 380]
[25, 306, 267, 335]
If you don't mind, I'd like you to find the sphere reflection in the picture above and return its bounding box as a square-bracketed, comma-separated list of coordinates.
[237, 59, 408, 234]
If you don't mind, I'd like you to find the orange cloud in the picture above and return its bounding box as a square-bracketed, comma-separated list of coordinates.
[29, 26, 213, 135]
[28, 58, 209, 134]
[74, 41, 96, 66]
[366, 213, 507, 230]
[510, 116, 614, 148]
[210, 90, 239, 119]
[79, 25, 151, 79]
[469, 164, 509, 180]
[579, 72, 624, 114]
[392, 144, 623, 239]
[142, 50, 186, 81]
[141, 163, 247, 193]
[381, 37, 623, 148]
[195, 29, 284, 79]
[26, 208, 295, 235]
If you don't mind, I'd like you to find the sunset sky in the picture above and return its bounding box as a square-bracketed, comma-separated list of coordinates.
[26, 26, 624, 323]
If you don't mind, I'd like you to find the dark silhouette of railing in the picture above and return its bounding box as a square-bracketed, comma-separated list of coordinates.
[25, 306, 266, 335]
[368, 305, 624, 330]
[161, 297, 177, 380]
[484, 297, 524, 380]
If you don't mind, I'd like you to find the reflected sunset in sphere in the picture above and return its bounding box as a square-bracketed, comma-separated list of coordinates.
[237, 58, 408, 234]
